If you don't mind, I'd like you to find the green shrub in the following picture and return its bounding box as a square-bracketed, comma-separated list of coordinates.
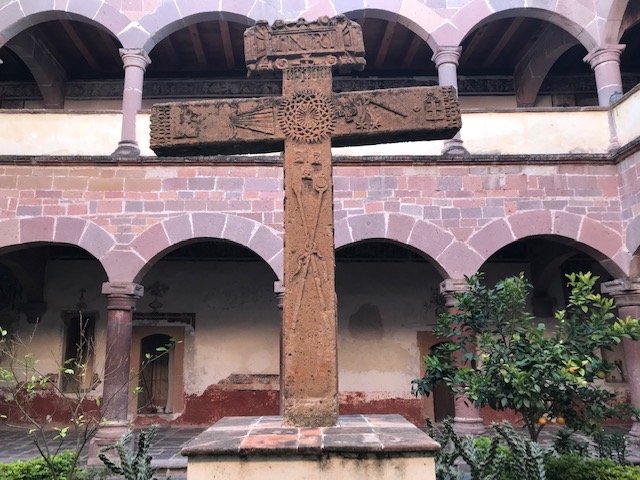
[0, 451, 88, 480]
[546, 454, 640, 480]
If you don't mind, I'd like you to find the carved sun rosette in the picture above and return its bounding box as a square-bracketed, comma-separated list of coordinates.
[278, 90, 335, 143]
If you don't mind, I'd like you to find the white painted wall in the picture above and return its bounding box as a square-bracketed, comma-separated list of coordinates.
[0, 107, 616, 157]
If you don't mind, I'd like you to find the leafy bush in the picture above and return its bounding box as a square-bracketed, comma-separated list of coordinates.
[0, 450, 87, 480]
[545, 454, 640, 480]
[413, 272, 640, 440]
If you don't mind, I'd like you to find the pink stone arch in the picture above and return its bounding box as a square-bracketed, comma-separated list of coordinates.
[333, 2, 445, 52]
[0, 216, 114, 272]
[334, 213, 452, 277]
[458, 210, 626, 277]
[133, 6, 253, 52]
[437, 3, 599, 51]
[0, 1, 129, 48]
[119, 213, 283, 284]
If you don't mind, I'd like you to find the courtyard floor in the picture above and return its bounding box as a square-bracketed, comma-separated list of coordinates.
[0, 423, 638, 479]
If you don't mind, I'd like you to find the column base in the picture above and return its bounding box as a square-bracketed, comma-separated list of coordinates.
[112, 141, 140, 157]
[87, 421, 129, 467]
[453, 416, 486, 436]
[442, 138, 468, 155]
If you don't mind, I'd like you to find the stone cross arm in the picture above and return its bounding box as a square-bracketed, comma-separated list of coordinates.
[149, 86, 461, 156]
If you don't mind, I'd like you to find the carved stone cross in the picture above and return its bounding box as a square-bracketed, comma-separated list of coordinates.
[150, 15, 461, 427]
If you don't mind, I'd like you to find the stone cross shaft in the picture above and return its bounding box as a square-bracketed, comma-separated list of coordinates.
[150, 15, 461, 427]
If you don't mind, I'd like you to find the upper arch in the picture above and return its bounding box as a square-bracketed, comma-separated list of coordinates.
[133, 7, 254, 52]
[0, 1, 129, 48]
[442, 4, 599, 52]
[340, 6, 443, 52]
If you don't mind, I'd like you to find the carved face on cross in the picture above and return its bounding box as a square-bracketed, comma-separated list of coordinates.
[150, 16, 461, 427]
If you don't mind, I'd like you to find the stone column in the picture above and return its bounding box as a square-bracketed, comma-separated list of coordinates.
[602, 277, 640, 440]
[440, 279, 485, 435]
[433, 46, 467, 155]
[88, 282, 143, 465]
[584, 45, 625, 106]
[112, 49, 151, 157]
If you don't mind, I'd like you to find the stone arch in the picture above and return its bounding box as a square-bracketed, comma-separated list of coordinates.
[0, 217, 112, 314]
[338, 4, 444, 52]
[0, 2, 129, 48]
[462, 210, 626, 277]
[334, 213, 452, 278]
[441, 4, 599, 52]
[0, 216, 115, 264]
[122, 213, 282, 284]
[133, 7, 253, 52]
[610, 0, 634, 42]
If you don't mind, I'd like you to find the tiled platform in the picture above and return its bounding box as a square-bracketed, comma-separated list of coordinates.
[182, 415, 440, 480]
[181, 414, 440, 456]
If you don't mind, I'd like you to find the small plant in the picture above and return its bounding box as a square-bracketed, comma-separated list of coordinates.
[98, 426, 160, 480]
[551, 429, 588, 457]
[426, 419, 542, 480]
[591, 429, 628, 464]
[0, 450, 89, 480]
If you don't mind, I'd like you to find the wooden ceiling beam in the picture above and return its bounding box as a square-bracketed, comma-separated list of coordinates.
[188, 24, 207, 66]
[61, 20, 99, 71]
[163, 36, 180, 69]
[401, 35, 423, 69]
[459, 25, 489, 67]
[96, 29, 122, 67]
[219, 20, 236, 69]
[481, 18, 525, 68]
[374, 21, 397, 69]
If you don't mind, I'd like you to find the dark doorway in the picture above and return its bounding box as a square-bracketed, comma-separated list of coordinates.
[138, 334, 172, 413]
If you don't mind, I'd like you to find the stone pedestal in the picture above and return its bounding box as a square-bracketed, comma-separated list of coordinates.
[182, 415, 439, 480]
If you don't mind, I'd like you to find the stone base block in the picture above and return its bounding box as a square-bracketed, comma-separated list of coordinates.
[182, 414, 439, 480]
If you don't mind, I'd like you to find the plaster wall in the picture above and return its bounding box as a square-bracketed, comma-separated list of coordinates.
[612, 85, 640, 146]
[0, 109, 614, 157]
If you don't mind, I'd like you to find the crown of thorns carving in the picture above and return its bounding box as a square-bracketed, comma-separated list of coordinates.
[278, 90, 335, 143]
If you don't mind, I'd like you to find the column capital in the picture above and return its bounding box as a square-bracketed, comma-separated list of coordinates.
[602, 277, 640, 307]
[102, 282, 143, 310]
[119, 48, 151, 70]
[583, 44, 625, 69]
[431, 46, 462, 69]
[440, 278, 469, 308]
